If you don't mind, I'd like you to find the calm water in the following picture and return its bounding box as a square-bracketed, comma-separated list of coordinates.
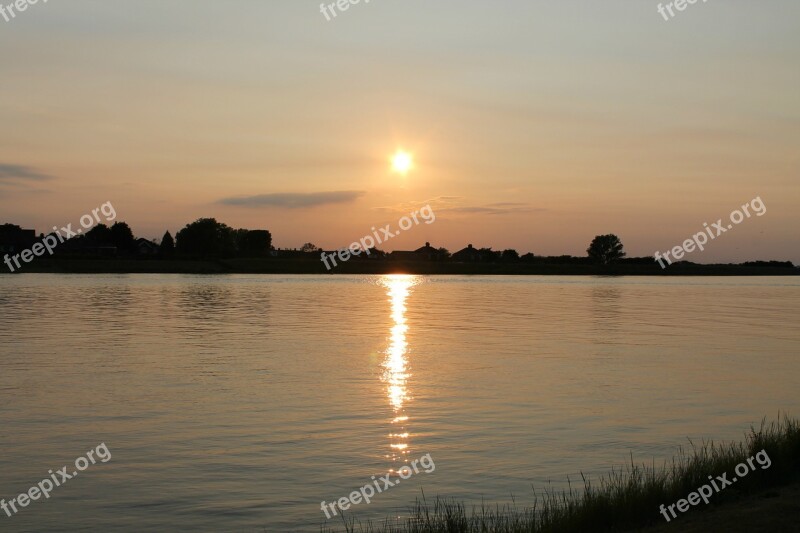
[1, 274, 799, 532]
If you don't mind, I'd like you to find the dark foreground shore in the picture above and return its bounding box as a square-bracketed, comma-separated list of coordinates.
[642, 481, 800, 532]
[323, 417, 800, 533]
[3, 257, 799, 275]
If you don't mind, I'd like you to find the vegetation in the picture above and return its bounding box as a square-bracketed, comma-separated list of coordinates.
[174, 218, 272, 258]
[323, 416, 800, 533]
[2, 219, 797, 274]
[587, 234, 626, 265]
[159, 231, 175, 257]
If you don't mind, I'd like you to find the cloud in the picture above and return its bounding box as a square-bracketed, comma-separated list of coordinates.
[373, 196, 464, 213]
[372, 197, 542, 216]
[219, 190, 365, 208]
[442, 204, 546, 215]
[0, 164, 54, 183]
[486, 202, 529, 208]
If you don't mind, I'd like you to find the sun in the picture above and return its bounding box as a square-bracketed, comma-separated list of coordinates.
[391, 150, 413, 175]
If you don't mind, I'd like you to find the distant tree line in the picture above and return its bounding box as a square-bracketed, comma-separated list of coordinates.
[172, 218, 272, 259]
[30, 218, 273, 259]
[6, 217, 794, 268]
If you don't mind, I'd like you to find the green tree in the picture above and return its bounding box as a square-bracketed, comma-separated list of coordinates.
[587, 234, 626, 265]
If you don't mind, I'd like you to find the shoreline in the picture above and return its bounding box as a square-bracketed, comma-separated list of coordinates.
[323, 417, 800, 533]
[643, 480, 800, 532]
[2, 258, 799, 276]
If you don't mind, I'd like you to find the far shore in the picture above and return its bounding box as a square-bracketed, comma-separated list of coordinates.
[2, 257, 799, 276]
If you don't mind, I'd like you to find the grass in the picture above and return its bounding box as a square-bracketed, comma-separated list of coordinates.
[323, 415, 800, 533]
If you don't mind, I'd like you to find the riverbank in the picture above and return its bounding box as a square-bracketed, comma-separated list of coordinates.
[323, 417, 800, 533]
[643, 481, 800, 532]
[2, 257, 798, 275]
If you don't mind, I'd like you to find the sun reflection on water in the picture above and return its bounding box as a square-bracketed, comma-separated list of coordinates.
[380, 274, 420, 468]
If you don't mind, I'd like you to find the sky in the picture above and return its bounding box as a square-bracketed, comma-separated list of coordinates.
[1, 0, 798, 262]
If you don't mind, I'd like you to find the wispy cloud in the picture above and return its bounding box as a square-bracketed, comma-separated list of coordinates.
[0, 164, 54, 183]
[219, 190, 365, 208]
[375, 197, 543, 216]
[443, 204, 545, 215]
[373, 196, 464, 214]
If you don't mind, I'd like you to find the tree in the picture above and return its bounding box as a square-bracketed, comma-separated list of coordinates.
[85, 224, 112, 244]
[159, 231, 175, 258]
[437, 247, 451, 259]
[587, 234, 626, 265]
[110, 222, 136, 252]
[501, 249, 520, 262]
[176, 218, 236, 258]
[478, 247, 501, 262]
[236, 230, 272, 257]
[300, 242, 319, 253]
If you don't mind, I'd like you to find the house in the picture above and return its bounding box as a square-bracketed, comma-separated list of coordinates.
[452, 244, 482, 262]
[414, 242, 441, 260]
[136, 238, 160, 256]
[0, 224, 37, 255]
[57, 236, 117, 257]
[388, 250, 421, 261]
[390, 242, 443, 262]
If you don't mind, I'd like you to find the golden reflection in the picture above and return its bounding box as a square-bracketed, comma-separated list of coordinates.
[379, 275, 419, 467]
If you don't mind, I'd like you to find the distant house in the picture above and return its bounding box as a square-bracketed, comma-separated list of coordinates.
[390, 242, 443, 262]
[388, 250, 420, 261]
[271, 248, 315, 258]
[57, 237, 117, 257]
[136, 238, 159, 256]
[0, 224, 36, 255]
[452, 244, 482, 262]
[414, 242, 441, 260]
[364, 248, 386, 259]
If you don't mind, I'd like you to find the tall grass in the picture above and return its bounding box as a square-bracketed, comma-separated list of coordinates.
[323, 416, 800, 533]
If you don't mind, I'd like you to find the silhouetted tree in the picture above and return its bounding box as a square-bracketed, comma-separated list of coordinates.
[159, 231, 175, 258]
[85, 224, 112, 244]
[521, 252, 536, 263]
[478, 247, 501, 262]
[176, 218, 236, 258]
[437, 247, 451, 259]
[300, 242, 319, 253]
[110, 222, 136, 252]
[232, 229, 250, 254]
[587, 234, 626, 265]
[236, 229, 272, 257]
[501, 249, 520, 262]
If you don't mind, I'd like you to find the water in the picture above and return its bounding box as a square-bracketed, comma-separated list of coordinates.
[1, 274, 799, 532]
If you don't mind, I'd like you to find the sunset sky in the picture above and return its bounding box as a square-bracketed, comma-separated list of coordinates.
[1, 1, 798, 262]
